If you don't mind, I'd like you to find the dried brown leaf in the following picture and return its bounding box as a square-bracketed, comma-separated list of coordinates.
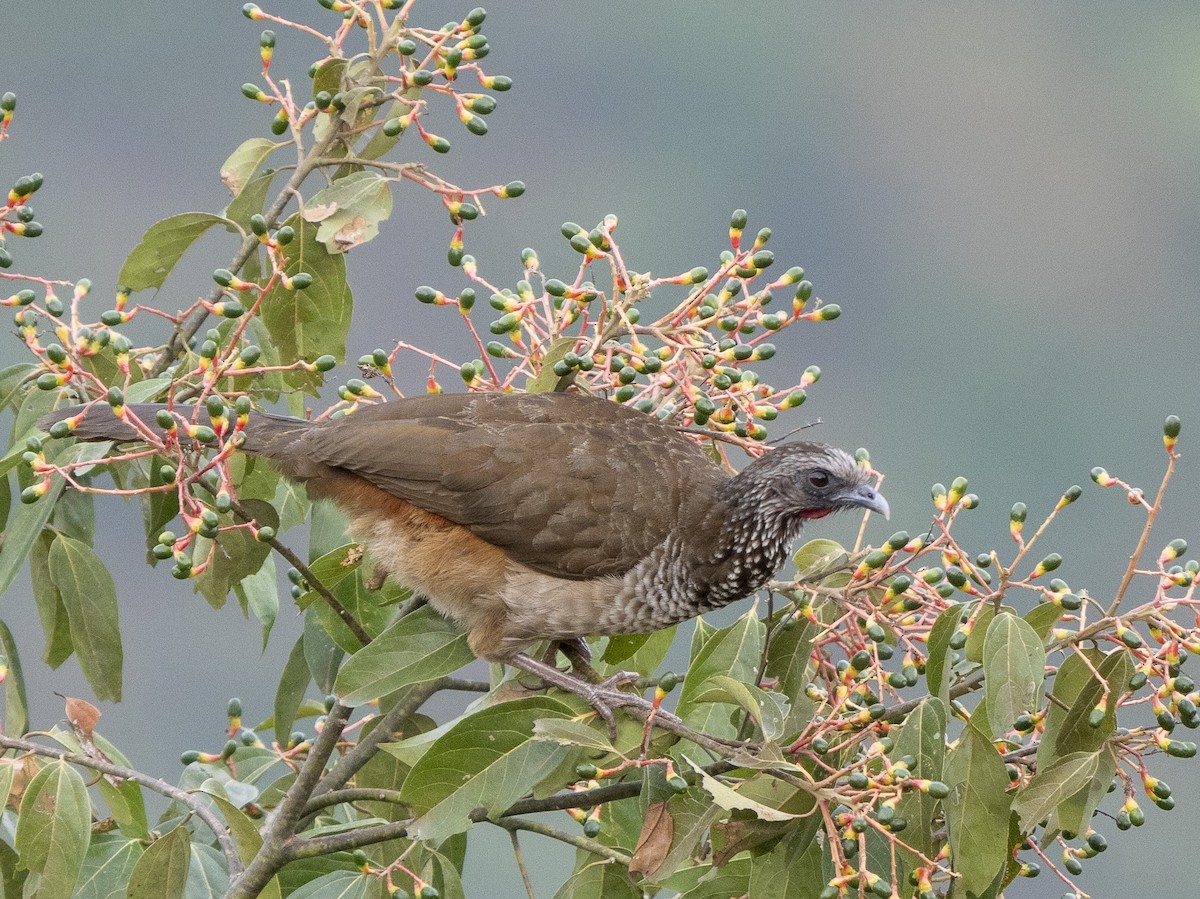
[64, 696, 101, 743]
[628, 800, 674, 878]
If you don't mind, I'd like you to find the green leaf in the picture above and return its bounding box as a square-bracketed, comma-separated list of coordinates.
[219, 137, 279, 197]
[1011, 751, 1099, 833]
[965, 603, 1011, 664]
[304, 171, 393, 253]
[0, 471, 10, 536]
[48, 533, 123, 701]
[271, 475, 311, 534]
[683, 757, 799, 821]
[118, 212, 232, 292]
[1023, 601, 1063, 641]
[792, 538, 847, 579]
[294, 543, 365, 607]
[186, 843, 232, 898]
[358, 99, 408, 161]
[205, 794, 282, 899]
[765, 608, 822, 706]
[0, 362, 35, 410]
[526, 336, 580, 394]
[0, 618, 29, 735]
[14, 759, 92, 899]
[1039, 648, 1131, 765]
[402, 695, 581, 842]
[12, 373, 59, 439]
[312, 58, 349, 99]
[1054, 748, 1115, 839]
[924, 602, 963, 707]
[277, 858, 363, 896]
[260, 213, 353, 380]
[73, 833, 144, 899]
[532, 717, 615, 754]
[0, 442, 108, 598]
[192, 499, 278, 609]
[599, 626, 675, 678]
[51, 481, 94, 543]
[691, 674, 790, 741]
[747, 834, 826, 899]
[676, 856, 751, 898]
[982, 612, 1045, 735]
[552, 856, 641, 899]
[233, 553, 279, 650]
[126, 824, 190, 899]
[891, 697, 947, 861]
[944, 721, 1012, 898]
[1036, 649, 1131, 838]
[288, 871, 376, 899]
[312, 568, 400, 653]
[304, 606, 344, 696]
[225, 169, 280, 236]
[273, 634, 312, 743]
[0, 840, 24, 898]
[335, 604, 473, 705]
[674, 608, 764, 741]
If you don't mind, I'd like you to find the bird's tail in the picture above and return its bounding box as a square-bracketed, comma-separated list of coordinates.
[38, 402, 311, 459]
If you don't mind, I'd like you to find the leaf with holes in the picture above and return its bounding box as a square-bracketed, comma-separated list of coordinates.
[304, 171, 393, 253]
[219, 137, 279, 196]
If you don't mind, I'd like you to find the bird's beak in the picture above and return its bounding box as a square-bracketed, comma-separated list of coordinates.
[838, 484, 890, 520]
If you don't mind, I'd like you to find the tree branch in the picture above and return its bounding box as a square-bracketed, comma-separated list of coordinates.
[493, 815, 631, 866]
[224, 702, 353, 899]
[0, 733, 243, 878]
[239, 505, 372, 648]
[307, 678, 445, 804]
[302, 786, 407, 816]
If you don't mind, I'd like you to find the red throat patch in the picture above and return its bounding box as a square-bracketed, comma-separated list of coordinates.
[800, 508, 833, 520]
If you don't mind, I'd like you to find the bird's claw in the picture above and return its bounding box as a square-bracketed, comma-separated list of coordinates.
[574, 675, 653, 743]
[509, 653, 654, 743]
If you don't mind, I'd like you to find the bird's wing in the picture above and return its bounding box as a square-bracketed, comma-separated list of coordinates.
[292, 394, 723, 580]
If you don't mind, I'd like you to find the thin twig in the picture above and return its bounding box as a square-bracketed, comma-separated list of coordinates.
[1111, 450, 1177, 613]
[0, 733, 243, 878]
[492, 816, 631, 866]
[231, 498, 372, 648]
[308, 678, 446, 803]
[302, 786, 407, 815]
[509, 830, 538, 899]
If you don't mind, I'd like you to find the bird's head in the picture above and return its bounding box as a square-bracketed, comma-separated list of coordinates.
[733, 441, 889, 522]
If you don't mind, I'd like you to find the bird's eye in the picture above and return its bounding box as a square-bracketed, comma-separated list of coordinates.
[808, 470, 830, 489]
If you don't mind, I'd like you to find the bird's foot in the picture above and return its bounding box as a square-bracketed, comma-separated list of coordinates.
[509, 652, 656, 742]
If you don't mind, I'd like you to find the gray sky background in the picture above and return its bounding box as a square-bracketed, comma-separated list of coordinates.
[2, 3, 1200, 896]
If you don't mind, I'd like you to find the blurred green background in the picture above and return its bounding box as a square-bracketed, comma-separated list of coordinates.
[2, 3, 1199, 896]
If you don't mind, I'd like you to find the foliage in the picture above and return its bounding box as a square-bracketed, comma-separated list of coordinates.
[0, 3, 1196, 898]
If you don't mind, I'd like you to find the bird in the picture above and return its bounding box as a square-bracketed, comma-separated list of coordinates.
[42, 392, 887, 726]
